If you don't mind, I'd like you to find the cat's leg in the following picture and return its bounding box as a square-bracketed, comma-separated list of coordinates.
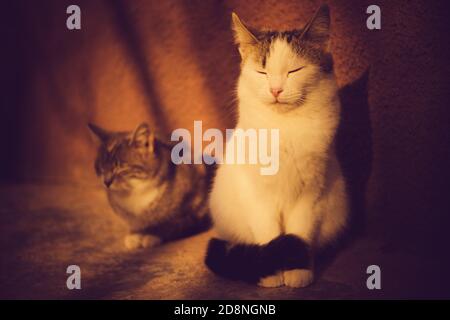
[283, 268, 314, 288]
[211, 165, 283, 287]
[283, 192, 320, 288]
[124, 233, 161, 250]
[247, 198, 284, 288]
[258, 272, 285, 288]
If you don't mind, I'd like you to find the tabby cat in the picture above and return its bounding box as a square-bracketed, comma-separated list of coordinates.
[89, 122, 211, 250]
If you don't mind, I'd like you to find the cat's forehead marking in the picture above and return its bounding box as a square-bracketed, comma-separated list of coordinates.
[104, 140, 125, 161]
[254, 31, 300, 67]
[252, 30, 331, 72]
[265, 38, 298, 73]
[106, 141, 117, 153]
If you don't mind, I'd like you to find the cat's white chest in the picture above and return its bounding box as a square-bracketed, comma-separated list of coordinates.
[116, 180, 164, 216]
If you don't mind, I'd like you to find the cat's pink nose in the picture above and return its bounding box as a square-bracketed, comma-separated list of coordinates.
[270, 88, 283, 98]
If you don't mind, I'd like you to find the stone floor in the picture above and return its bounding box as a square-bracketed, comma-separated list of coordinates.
[0, 182, 447, 299]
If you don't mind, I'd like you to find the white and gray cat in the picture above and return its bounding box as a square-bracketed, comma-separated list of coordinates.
[206, 5, 349, 287]
[89, 122, 211, 250]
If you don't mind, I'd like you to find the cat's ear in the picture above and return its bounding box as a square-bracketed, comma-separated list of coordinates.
[130, 122, 154, 153]
[88, 123, 111, 145]
[231, 12, 259, 58]
[300, 5, 330, 48]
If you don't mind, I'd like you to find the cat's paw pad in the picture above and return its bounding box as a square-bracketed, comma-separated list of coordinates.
[283, 269, 314, 288]
[258, 272, 284, 288]
[124, 234, 161, 250]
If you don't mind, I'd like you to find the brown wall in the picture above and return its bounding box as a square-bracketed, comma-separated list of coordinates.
[1, 0, 450, 257]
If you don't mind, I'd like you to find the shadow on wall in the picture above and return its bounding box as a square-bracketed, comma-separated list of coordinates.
[336, 70, 372, 236]
[315, 70, 372, 276]
[108, 0, 169, 135]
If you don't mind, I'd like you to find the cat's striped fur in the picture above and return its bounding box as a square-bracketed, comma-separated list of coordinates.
[89, 123, 212, 250]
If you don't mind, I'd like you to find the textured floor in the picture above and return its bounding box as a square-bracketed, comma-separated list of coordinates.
[0, 183, 445, 299]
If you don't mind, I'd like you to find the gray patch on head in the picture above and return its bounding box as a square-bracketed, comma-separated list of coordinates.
[252, 30, 333, 73]
[253, 30, 278, 68]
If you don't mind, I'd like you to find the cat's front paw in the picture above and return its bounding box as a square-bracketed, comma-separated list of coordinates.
[283, 269, 314, 288]
[258, 272, 284, 288]
[124, 234, 161, 250]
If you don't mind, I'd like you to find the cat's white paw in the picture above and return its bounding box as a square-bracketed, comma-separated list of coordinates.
[124, 234, 161, 250]
[258, 272, 284, 288]
[283, 269, 314, 288]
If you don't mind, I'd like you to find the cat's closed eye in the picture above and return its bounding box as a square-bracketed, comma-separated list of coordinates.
[256, 67, 304, 76]
[288, 66, 304, 75]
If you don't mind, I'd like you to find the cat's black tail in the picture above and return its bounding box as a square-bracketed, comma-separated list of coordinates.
[205, 234, 310, 283]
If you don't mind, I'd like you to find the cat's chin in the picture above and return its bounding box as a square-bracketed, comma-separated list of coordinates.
[267, 101, 299, 112]
[107, 183, 131, 193]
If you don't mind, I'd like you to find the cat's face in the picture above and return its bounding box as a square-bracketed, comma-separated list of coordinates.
[233, 5, 332, 109]
[88, 123, 158, 190]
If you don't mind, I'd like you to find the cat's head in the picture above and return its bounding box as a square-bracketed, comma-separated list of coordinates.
[232, 5, 332, 108]
[88, 122, 159, 189]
